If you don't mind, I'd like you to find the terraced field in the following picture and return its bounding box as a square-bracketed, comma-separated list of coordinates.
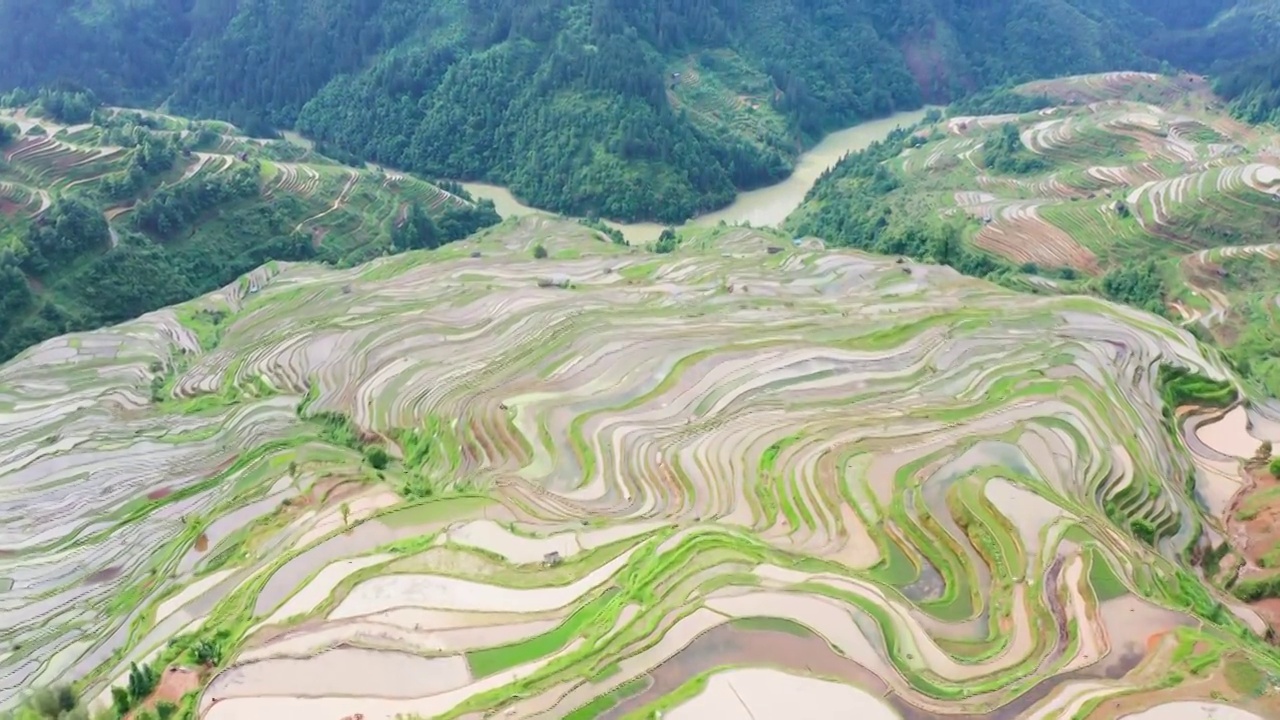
[0, 103, 503, 368]
[4, 217, 1279, 719]
[0, 106, 491, 265]
[665, 49, 793, 161]
[876, 71, 1280, 404]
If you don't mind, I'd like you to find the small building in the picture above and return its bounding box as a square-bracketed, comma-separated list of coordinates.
[543, 551, 563, 567]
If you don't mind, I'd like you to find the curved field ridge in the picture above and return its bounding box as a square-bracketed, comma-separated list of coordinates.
[0, 217, 1272, 719]
[667, 667, 901, 720]
[903, 75, 1280, 283]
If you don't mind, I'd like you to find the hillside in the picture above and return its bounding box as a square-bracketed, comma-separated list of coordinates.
[0, 0, 1255, 224]
[788, 71, 1280, 402]
[3, 218, 1279, 719]
[0, 97, 500, 363]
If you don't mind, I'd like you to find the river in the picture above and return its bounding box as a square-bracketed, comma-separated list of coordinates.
[462, 108, 932, 245]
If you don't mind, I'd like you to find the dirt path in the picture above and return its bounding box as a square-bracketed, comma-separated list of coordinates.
[293, 171, 359, 234]
[104, 204, 134, 249]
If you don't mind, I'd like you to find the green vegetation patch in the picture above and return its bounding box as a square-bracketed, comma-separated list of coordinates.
[466, 588, 620, 678]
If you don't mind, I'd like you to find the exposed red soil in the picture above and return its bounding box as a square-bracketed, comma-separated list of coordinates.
[86, 566, 123, 584]
[1082, 662, 1280, 720]
[147, 486, 173, 500]
[194, 533, 209, 553]
[1226, 466, 1280, 570]
[899, 31, 954, 101]
[1223, 463, 1280, 632]
[975, 218, 1100, 273]
[1251, 598, 1280, 631]
[0, 198, 20, 216]
[126, 666, 201, 719]
[1145, 631, 1167, 654]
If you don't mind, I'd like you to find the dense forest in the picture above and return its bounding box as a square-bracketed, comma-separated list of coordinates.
[1215, 55, 1280, 125]
[0, 0, 1266, 222]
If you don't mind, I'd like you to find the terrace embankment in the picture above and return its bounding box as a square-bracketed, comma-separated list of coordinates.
[2, 216, 1273, 719]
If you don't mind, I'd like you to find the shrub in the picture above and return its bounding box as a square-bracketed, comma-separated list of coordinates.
[532, 243, 548, 259]
[194, 638, 221, 665]
[1271, 457, 1280, 479]
[653, 228, 678, 254]
[365, 445, 389, 469]
[1157, 365, 1237, 408]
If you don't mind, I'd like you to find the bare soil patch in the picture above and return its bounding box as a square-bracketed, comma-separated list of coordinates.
[1084, 660, 1280, 720]
[1227, 466, 1280, 569]
[86, 566, 123, 584]
[974, 211, 1099, 272]
[127, 666, 201, 719]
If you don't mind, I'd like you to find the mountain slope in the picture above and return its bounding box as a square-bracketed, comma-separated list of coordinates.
[0, 94, 500, 363]
[0, 0, 1243, 223]
[3, 218, 1279, 719]
[786, 71, 1280, 401]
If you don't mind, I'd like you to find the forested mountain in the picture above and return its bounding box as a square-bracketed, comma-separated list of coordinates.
[0, 0, 1261, 222]
[1213, 48, 1280, 126]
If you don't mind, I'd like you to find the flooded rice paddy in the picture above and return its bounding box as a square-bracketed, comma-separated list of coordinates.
[0, 155, 1272, 718]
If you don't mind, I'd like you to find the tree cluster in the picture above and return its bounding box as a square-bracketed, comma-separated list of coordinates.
[981, 123, 1049, 175]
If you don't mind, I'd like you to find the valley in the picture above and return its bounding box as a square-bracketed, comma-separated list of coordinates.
[3, 67, 1280, 720]
[461, 108, 933, 245]
[2, 1, 1280, 718]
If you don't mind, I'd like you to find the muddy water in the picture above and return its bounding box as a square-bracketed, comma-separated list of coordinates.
[601, 621, 1144, 720]
[1122, 703, 1266, 720]
[178, 489, 298, 574]
[253, 520, 400, 615]
[462, 109, 931, 245]
[1195, 406, 1261, 459]
[205, 648, 470, 701]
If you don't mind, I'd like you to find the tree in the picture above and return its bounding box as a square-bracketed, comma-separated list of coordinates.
[127, 662, 158, 703]
[111, 686, 131, 717]
[22, 197, 110, 272]
[1271, 457, 1280, 479]
[532, 243, 548, 259]
[365, 446, 389, 470]
[339, 501, 351, 526]
[1257, 441, 1273, 465]
[982, 123, 1048, 175]
[654, 228, 678, 254]
[194, 638, 221, 666]
[391, 202, 440, 251]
